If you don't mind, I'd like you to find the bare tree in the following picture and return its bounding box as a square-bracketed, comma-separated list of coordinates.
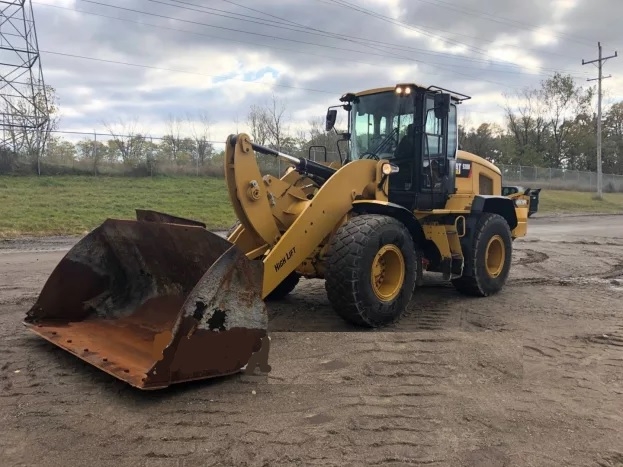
[1, 81, 58, 174]
[163, 114, 186, 163]
[102, 117, 148, 167]
[186, 111, 214, 172]
[246, 94, 290, 149]
[247, 104, 270, 146]
[503, 87, 549, 165]
[458, 113, 473, 148]
[265, 93, 289, 151]
[305, 115, 344, 162]
[245, 94, 293, 175]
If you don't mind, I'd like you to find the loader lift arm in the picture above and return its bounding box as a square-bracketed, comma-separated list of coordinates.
[224, 133, 393, 299]
[223, 133, 337, 261]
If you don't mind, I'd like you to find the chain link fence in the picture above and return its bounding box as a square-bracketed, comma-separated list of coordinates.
[498, 164, 623, 193]
[316, 150, 623, 193]
[9, 128, 623, 193]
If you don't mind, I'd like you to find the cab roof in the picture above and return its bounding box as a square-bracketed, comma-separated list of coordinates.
[350, 84, 470, 103]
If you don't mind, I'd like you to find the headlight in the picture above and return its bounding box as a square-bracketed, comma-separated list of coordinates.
[395, 83, 414, 95]
[382, 163, 399, 175]
[514, 198, 528, 206]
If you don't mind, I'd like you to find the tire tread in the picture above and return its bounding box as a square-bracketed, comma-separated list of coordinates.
[324, 214, 416, 327]
[452, 212, 512, 297]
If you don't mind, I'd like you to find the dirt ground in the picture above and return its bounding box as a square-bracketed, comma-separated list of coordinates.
[1, 214, 623, 467]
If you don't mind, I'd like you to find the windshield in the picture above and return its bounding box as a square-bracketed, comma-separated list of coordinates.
[350, 91, 414, 160]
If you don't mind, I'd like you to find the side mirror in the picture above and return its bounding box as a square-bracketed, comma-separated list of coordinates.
[325, 109, 337, 131]
[434, 93, 451, 119]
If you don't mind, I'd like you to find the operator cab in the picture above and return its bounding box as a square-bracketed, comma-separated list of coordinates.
[325, 83, 470, 211]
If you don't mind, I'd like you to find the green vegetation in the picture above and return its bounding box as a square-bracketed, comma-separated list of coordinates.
[1, 177, 622, 238]
[0, 175, 236, 237]
[5, 73, 623, 180]
[461, 73, 623, 175]
[538, 190, 623, 214]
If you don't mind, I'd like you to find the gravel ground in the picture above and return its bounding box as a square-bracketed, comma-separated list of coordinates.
[1, 214, 623, 467]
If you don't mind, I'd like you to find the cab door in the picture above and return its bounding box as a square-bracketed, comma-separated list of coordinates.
[415, 94, 457, 210]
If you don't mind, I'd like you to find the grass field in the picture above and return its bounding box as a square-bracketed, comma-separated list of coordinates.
[538, 189, 623, 214]
[1, 176, 622, 237]
[0, 175, 236, 237]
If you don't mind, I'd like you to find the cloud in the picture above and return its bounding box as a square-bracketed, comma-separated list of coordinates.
[29, 0, 622, 144]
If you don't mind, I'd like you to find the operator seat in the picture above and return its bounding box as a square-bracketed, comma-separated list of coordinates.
[394, 123, 415, 160]
[388, 124, 416, 208]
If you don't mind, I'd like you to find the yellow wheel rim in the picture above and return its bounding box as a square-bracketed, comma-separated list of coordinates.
[485, 235, 505, 278]
[371, 244, 405, 301]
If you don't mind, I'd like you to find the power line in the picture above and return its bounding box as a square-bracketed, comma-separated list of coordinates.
[35, 0, 528, 89]
[164, 0, 493, 66]
[215, 0, 305, 26]
[318, 0, 589, 63]
[582, 41, 618, 199]
[34, 5, 527, 99]
[407, 0, 594, 46]
[137, 0, 505, 75]
[328, 0, 490, 58]
[162, 0, 301, 29]
[36, 2, 424, 72]
[87, 0, 530, 80]
[32, 0, 597, 122]
[155, 0, 588, 78]
[62, 0, 585, 82]
[40, 50, 338, 95]
[67, 0, 485, 80]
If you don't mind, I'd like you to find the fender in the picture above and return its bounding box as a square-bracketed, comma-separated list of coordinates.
[351, 200, 426, 246]
[471, 195, 518, 230]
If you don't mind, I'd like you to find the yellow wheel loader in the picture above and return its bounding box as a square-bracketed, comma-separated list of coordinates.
[23, 83, 528, 389]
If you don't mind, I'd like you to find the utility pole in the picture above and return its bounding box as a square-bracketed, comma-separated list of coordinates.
[583, 42, 617, 199]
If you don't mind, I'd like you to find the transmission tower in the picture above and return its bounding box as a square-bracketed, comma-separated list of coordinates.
[0, 0, 49, 162]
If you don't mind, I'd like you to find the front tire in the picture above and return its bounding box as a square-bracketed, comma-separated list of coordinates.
[324, 214, 417, 327]
[452, 213, 513, 297]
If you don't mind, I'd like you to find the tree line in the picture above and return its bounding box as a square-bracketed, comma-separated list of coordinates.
[459, 73, 623, 175]
[0, 88, 345, 176]
[1, 72, 622, 177]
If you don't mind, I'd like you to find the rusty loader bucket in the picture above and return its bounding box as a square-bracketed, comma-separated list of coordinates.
[23, 211, 270, 390]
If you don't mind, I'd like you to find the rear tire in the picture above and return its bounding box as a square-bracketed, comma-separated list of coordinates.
[324, 214, 417, 327]
[452, 213, 513, 297]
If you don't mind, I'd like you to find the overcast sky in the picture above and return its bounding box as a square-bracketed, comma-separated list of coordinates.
[33, 0, 623, 145]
